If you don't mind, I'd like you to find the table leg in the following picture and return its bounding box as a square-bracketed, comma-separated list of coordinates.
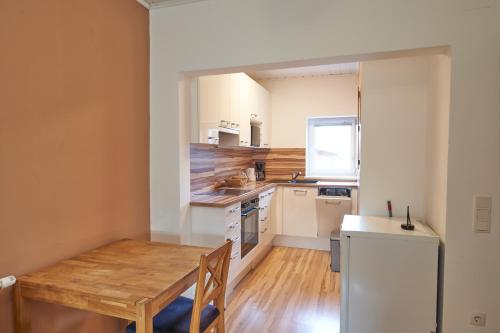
[14, 283, 31, 333]
[136, 298, 153, 333]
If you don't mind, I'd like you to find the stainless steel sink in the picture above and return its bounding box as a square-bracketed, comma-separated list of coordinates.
[270, 179, 319, 184]
[288, 180, 319, 184]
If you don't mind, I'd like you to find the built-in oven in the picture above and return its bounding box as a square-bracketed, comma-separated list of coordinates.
[241, 197, 259, 258]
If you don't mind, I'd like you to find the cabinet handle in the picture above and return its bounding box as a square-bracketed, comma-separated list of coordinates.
[293, 189, 308, 193]
[326, 201, 342, 205]
[227, 236, 240, 242]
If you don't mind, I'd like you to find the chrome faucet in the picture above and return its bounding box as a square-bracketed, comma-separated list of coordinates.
[291, 171, 302, 181]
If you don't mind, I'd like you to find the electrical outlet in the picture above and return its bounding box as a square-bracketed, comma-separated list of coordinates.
[470, 313, 486, 327]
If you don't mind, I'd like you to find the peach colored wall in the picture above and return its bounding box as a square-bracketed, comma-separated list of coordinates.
[0, 1, 149, 332]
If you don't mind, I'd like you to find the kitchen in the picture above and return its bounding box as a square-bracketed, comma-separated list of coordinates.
[172, 53, 451, 332]
[3, 1, 498, 333]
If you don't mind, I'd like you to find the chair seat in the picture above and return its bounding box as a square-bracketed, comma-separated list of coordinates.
[126, 296, 220, 333]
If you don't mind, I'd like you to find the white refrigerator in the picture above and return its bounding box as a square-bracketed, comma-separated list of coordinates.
[340, 215, 439, 333]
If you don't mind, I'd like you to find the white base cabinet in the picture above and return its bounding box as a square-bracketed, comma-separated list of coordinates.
[190, 202, 242, 280]
[258, 188, 275, 246]
[190, 188, 276, 293]
[282, 187, 318, 238]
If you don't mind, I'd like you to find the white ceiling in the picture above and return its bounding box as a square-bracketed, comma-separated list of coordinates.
[247, 63, 359, 80]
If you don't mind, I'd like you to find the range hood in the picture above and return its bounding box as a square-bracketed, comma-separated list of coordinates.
[217, 127, 239, 135]
[207, 127, 240, 146]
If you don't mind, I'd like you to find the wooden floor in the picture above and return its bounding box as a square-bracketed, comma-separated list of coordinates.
[226, 247, 341, 333]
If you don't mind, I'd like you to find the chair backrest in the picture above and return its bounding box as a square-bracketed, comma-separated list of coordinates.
[190, 240, 232, 333]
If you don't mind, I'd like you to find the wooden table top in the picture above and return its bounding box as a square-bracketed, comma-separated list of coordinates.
[18, 239, 212, 307]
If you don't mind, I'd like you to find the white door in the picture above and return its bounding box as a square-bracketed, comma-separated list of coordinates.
[282, 187, 318, 237]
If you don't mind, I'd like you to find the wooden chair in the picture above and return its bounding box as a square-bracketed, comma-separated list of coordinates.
[126, 240, 232, 333]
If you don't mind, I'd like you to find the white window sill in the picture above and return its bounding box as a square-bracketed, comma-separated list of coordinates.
[305, 175, 359, 181]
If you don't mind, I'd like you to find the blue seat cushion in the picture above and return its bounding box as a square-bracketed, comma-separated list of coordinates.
[126, 296, 220, 333]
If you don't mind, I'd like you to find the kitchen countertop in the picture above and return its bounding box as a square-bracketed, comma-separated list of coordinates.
[190, 179, 358, 208]
[271, 180, 359, 188]
[190, 182, 276, 207]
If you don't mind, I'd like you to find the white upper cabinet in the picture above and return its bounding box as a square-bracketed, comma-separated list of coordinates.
[255, 83, 271, 148]
[196, 73, 270, 148]
[198, 74, 230, 128]
[230, 73, 251, 147]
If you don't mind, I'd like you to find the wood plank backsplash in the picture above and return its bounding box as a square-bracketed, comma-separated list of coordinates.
[253, 148, 306, 180]
[190, 144, 306, 192]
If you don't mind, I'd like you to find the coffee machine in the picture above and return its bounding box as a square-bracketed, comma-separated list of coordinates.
[255, 161, 265, 181]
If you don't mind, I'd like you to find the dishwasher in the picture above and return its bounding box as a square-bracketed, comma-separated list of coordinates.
[316, 187, 352, 272]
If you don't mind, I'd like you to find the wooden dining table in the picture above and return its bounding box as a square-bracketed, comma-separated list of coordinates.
[14, 239, 212, 333]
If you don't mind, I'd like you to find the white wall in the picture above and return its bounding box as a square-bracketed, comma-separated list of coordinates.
[360, 56, 435, 220]
[259, 75, 358, 148]
[426, 54, 451, 240]
[360, 55, 451, 331]
[149, 1, 500, 332]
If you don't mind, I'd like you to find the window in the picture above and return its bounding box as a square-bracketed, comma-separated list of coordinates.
[306, 117, 358, 178]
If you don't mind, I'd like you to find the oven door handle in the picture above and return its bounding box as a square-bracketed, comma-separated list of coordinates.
[241, 207, 258, 217]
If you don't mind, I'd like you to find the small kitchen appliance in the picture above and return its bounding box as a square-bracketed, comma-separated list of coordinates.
[255, 161, 265, 181]
[245, 168, 256, 182]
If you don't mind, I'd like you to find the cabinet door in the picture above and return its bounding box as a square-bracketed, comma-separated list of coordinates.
[259, 86, 271, 148]
[199, 74, 230, 129]
[282, 187, 318, 237]
[271, 186, 283, 235]
[230, 73, 250, 146]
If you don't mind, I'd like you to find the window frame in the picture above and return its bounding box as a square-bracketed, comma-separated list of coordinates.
[305, 116, 359, 179]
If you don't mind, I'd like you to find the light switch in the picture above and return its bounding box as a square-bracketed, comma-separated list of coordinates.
[474, 196, 492, 233]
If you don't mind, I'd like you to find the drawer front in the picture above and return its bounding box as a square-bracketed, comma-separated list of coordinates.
[225, 212, 240, 227]
[259, 191, 268, 201]
[225, 202, 241, 222]
[225, 229, 241, 244]
[228, 234, 241, 260]
[259, 194, 271, 208]
[259, 215, 269, 234]
[225, 220, 241, 239]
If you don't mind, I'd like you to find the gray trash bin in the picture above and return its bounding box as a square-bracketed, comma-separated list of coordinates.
[330, 231, 340, 272]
